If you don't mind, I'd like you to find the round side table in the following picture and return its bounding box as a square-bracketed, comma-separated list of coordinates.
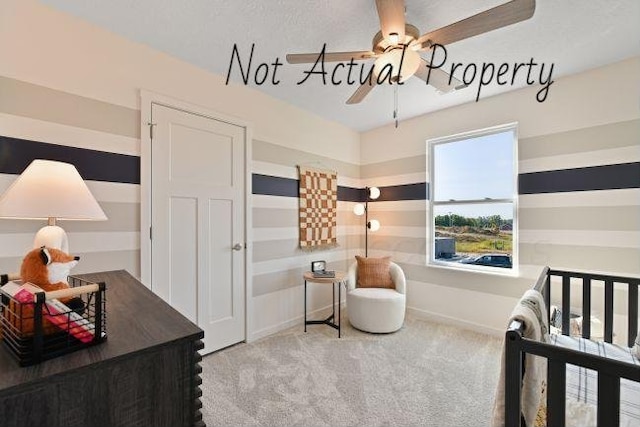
[303, 271, 347, 337]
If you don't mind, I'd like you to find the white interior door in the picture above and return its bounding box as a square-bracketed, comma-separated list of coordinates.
[151, 103, 245, 354]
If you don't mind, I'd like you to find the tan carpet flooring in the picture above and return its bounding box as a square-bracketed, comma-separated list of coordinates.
[200, 314, 503, 426]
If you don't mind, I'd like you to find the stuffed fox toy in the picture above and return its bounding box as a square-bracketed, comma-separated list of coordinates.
[3, 247, 82, 336]
[20, 247, 80, 296]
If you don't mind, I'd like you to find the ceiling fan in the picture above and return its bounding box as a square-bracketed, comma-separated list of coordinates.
[286, 0, 535, 104]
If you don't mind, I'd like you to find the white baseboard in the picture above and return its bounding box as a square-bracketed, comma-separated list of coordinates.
[249, 302, 346, 342]
[407, 306, 503, 338]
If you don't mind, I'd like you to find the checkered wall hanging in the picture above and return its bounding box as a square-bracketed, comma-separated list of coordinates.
[298, 165, 338, 250]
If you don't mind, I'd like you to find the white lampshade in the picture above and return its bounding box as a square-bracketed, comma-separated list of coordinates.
[367, 219, 381, 232]
[368, 187, 381, 200]
[0, 160, 107, 252]
[353, 203, 366, 216]
[0, 160, 107, 221]
[373, 48, 421, 83]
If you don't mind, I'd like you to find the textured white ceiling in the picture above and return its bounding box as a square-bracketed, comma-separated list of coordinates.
[40, 0, 640, 131]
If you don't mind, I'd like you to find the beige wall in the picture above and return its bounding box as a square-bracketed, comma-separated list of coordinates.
[361, 57, 640, 338]
[0, 0, 361, 341]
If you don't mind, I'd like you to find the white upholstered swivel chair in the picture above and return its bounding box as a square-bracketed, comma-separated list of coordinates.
[346, 261, 406, 333]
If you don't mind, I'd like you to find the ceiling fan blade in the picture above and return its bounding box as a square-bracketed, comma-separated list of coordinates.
[346, 75, 379, 104]
[414, 0, 535, 49]
[375, 0, 406, 42]
[414, 58, 466, 93]
[286, 51, 376, 64]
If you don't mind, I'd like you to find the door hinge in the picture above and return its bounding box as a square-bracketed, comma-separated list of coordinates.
[149, 226, 153, 240]
[148, 122, 156, 139]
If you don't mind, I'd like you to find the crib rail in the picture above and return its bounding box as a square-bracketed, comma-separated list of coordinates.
[506, 330, 640, 427]
[546, 269, 640, 346]
[506, 266, 640, 427]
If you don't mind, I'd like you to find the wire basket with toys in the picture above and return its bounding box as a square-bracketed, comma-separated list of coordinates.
[0, 247, 106, 366]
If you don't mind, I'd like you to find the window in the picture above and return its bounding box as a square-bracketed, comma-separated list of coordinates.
[428, 123, 517, 273]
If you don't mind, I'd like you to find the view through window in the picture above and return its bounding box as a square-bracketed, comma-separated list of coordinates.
[428, 123, 517, 271]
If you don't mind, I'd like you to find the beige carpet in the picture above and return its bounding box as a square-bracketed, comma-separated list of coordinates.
[200, 314, 503, 427]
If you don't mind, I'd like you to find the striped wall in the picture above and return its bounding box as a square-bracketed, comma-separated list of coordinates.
[358, 57, 640, 339]
[0, 76, 141, 278]
[361, 118, 640, 339]
[363, 119, 640, 275]
[250, 140, 363, 337]
[2, 71, 638, 342]
[1, 0, 364, 342]
[0, 74, 364, 341]
[0, 0, 363, 342]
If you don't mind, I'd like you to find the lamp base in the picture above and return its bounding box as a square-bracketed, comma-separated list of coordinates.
[33, 225, 69, 253]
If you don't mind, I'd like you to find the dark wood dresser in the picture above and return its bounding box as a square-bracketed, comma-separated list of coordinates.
[0, 270, 205, 427]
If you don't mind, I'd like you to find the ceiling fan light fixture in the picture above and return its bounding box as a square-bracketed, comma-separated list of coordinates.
[373, 47, 420, 83]
[288, 0, 536, 106]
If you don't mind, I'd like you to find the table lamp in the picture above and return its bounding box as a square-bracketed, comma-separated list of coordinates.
[0, 159, 107, 252]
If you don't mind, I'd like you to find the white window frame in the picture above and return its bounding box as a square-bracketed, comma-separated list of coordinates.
[427, 122, 519, 275]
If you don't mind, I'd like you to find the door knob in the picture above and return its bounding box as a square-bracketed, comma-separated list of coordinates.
[232, 243, 243, 251]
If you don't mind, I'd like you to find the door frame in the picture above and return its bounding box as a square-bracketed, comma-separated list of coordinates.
[139, 89, 253, 343]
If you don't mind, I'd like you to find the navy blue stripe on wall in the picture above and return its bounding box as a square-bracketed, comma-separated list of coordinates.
[338, 186, 364, 202]
[251, 173, 427, 201]
[0, 136, 140, 184]
[253, 162, 640, 202]
[252, 174, 298, 197]
[519, 162, 640, 194]
[375, 183, 428, 202]
[252, 173, 363, 201]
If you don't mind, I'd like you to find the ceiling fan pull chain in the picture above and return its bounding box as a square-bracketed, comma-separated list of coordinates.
[394, 84, 399, 128]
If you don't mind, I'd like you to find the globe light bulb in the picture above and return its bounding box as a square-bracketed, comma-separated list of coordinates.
[353, 203, 365, 216]
[368, 187, 381, 200]
[368, 219, 381, 232]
